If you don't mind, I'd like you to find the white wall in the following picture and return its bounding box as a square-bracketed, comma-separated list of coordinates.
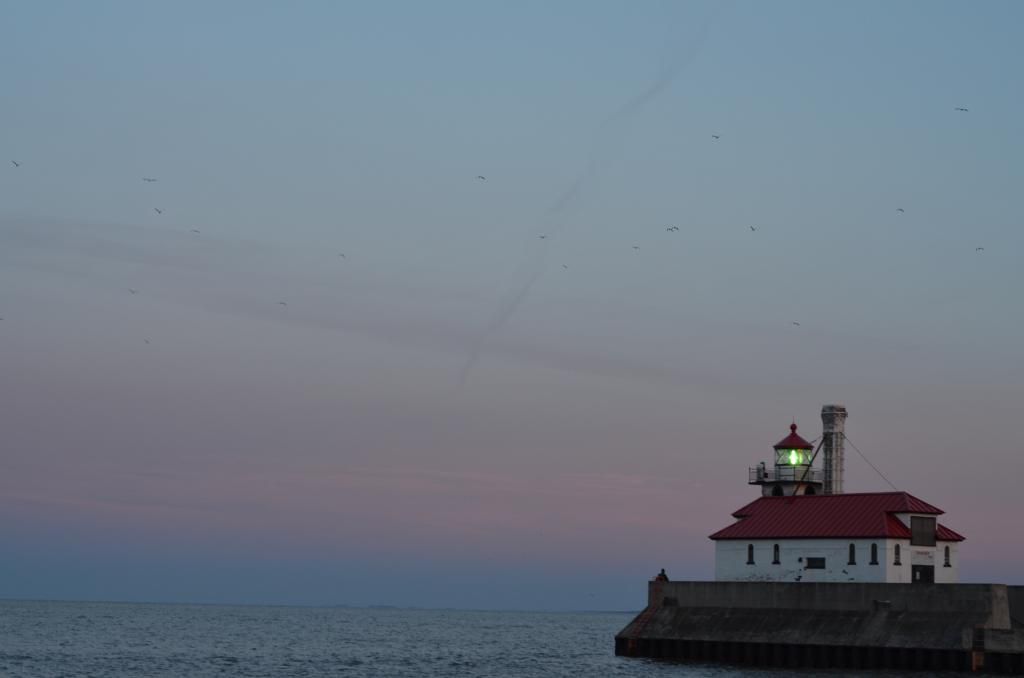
[883, 539, 910, 583]
[716, 538, 961, 583]
[937, 541, 960, 583]
[885, 513, 962, 583]
[715, 539, 889, 583]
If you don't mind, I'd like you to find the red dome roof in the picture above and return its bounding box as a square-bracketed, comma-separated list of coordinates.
[773, 422, 813, 450]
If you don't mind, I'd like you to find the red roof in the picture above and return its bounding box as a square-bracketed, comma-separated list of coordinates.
[708, 492, 965, 541]
[773, 423, 813, 450]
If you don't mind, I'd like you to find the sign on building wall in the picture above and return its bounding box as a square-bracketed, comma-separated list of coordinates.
[911, 549, 934, 566]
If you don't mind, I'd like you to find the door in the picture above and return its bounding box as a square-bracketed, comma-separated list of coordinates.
[912, 565, 934, 583]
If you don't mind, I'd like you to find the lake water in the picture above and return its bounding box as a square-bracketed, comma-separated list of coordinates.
[0, 600, 903, 677]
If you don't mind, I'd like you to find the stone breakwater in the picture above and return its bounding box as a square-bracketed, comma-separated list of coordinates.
[616, 580, 1024, 673]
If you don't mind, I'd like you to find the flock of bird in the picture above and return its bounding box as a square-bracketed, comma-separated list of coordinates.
[5, 106, 985, 341]
[3, 167, 207, 341]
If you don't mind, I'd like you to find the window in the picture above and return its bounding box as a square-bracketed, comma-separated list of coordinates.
[944, 545, 951, 568]
[848, 544, 856, 565]
[870, 543, 878, 565]
[894, 544, 901, 566]
[777, 449, 806, 466]
[911, 516, 936, 547]
[747, 544, 755, 565]
[805, 557, 825, 570]
[773, 544, 780, 564]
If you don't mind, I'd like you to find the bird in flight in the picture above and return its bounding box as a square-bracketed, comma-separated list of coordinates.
[954, 107, 969, 112]
[153, 208, 163, 215]
[338, 253, 346, 259]
[792, 321, 801, 326]
[632, 245, 640, 252]
[278, 301, 288, 306]
[190, 228, 201, 234]
[476, 175, 486, 181]
[538, 235, 547, 240]
[142, 177, 158, 182]
[562, 264, 569, 269]
[144, 339, 151, 345]
[711, 135, 720, 140]
[896, 208, 905, 213]
[128, 288, 139, 295]
[10, 160, 20, 168]
[750, 226, 757, 232]
[975, 247, 984, 252]
[665, 226, 679, 232]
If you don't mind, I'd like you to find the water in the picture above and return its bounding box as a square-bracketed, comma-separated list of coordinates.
[0, 600, 903, 677]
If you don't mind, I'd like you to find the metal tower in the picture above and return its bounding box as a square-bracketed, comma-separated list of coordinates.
[820, 404, 848, 495]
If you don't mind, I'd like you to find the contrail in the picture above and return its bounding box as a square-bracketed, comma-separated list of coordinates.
[458, 5, 722, 387]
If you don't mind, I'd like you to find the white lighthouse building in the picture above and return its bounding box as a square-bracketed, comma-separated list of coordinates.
[710, 405, 964, 584]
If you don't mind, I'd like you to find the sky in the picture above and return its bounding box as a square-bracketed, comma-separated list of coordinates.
[1, 0, 1023, 610]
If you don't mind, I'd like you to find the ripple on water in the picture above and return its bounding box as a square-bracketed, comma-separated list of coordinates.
[0, 601, 911, 678]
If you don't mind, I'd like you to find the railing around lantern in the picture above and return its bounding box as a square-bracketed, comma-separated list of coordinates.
[749, 466, 824, 484]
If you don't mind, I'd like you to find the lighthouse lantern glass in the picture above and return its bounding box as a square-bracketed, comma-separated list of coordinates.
[789, 450, 799, 465]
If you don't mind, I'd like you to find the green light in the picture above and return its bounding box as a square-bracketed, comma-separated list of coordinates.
[789, 450, 799, 465]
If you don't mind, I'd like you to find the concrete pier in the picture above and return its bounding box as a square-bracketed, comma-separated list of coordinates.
[615, 580, 1024, 673]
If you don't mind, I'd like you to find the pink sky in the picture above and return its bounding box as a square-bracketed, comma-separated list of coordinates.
[2, 0, 1023, 608]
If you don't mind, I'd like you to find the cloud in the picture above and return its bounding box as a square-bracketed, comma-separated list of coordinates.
[4, 214, 1016, 395]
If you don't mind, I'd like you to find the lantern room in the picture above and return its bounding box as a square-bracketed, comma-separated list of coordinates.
[749, 422, 823, 497]
[774, 423, 813, 467]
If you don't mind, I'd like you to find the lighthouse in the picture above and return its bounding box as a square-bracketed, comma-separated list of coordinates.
[617, 406, 1017, 672]
[749, 422, 822, 497]
[713, 405, 964, 583]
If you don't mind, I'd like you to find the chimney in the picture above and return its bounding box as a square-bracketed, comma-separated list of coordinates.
[821, 404, 848, 494]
